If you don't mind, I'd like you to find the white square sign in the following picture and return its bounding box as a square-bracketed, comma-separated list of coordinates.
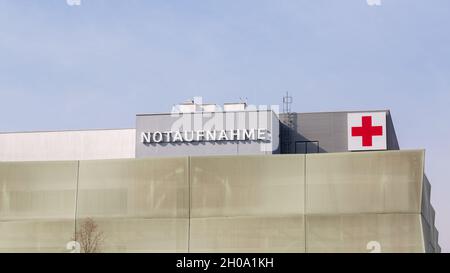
[347, 112, 387, 151]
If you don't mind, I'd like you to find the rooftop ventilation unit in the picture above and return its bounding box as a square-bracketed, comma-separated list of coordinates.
[174, 98, 248, 113]
[175, 98, 220, 113]
[177, 100, 199, 113]
[223, 102, 247, 112]
[201, 104, 220, 112]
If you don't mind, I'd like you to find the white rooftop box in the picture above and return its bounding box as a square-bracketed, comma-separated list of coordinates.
[201, 104, 220, 112]
[177, 102, 199, 113]
[224, 102, 247, 112]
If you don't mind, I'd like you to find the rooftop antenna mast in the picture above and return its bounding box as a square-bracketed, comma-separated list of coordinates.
[283, 92, 292, 114]
[282, 92, 294, 153]
[239, 97, 248, 105]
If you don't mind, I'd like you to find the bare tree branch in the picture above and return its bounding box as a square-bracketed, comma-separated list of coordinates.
[72, 218, 104, 253]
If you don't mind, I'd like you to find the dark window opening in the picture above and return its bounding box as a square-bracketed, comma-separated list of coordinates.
[295, 141, 320, 154]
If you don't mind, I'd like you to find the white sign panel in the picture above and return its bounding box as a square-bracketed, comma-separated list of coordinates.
[347, 112, 387, 151]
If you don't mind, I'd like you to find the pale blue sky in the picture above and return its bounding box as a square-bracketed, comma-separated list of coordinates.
[0, 0, 449, 251]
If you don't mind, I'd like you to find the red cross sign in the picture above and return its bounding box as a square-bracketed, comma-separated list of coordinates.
[348, 112, 387, 151]
[351, 116, 383, 147]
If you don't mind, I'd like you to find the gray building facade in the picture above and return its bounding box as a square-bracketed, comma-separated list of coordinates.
[136, 110, 280, 158]
[279, 110, 399, 154]
[0, 103, 441, 253]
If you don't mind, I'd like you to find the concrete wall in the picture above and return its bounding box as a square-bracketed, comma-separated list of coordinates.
[280, 110, 399, 154]
[0, 129, 136, 161]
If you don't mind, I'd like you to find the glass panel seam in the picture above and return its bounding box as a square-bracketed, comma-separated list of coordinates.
[74, 160, 80, 243]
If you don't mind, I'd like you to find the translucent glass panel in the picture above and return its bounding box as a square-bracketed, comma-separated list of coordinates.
[76, 158, 189, 252]
[0, 151, 433, 253]
[189, 155, 305, 252]
[77, 158, 189, 218]
[0, 220, 74, 253]
[78, 218, 188, 253]
[433, 227, 439, 252]
[0, 161, 77, 252]
[190, 216, 305, 253]
[0, 161, 78, 220]
[421, 215, 434, 253]
[306, 214, 424, 253]
[306, 150, 424, 214]
[190, 155, 305, 217]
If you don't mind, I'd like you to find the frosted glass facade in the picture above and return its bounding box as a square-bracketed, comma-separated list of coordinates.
[190, 155, 305, 217]
[306, 214, 423, 253]
[0, 150, 439, 252]
[190, 216, 305, 253]
[76, 158, 189, 252]
[306, 150, 423, 214]
[0, 161, 78, 252]
[190, 155, 305, 252]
